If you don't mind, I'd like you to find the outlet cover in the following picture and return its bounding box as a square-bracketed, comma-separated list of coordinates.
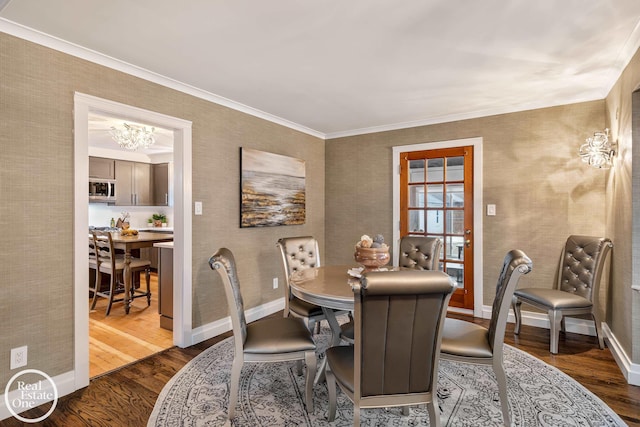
[11, 346, 27, 369]
[273, 278, 278, 289]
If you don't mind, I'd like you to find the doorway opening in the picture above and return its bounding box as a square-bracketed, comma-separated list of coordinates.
[73, 93, 193, 391]
[87, 111, 175, 377]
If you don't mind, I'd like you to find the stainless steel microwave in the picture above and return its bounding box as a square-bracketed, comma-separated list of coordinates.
[89, 179, 116, 202]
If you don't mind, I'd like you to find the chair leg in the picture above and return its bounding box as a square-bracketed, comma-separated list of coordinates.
[145, 267, 151, 306]
[228, 356, 243, 420]
[304, 350, 316, 413]
[549, 309, 562, 354]
[105, 273, 116, 316]
[427, 400, 440, 427]
[512, 297, 522, 335]
[354, 404, 360, 427]
[401, 406, 410, 416]
[493, 359, 511, 427]
[308, 319, 316, 335]
[326, 368, 337, 421]
[91, 269, 101, 310]
[592, 313, 605, 349]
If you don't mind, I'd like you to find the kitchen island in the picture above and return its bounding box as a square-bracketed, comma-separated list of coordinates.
[154, 241, 173, 330]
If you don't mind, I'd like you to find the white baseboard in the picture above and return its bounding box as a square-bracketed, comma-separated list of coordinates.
[602, 323, 640, 386]
[483, 305, 640, 386]
[0, 370, 75, 421]
[481, 305, 598, 335]
[191, 297, 285, 345]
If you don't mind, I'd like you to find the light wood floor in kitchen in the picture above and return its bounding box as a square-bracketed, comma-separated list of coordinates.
[89, 272, 173, 378]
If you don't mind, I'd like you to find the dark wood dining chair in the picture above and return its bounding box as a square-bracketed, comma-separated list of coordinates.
[512, 235, 612, 354]
[326, 269, 455, 426]
[440, 249, 532, 426]
[90, 230, 151, 315]
[209, 247, 317, 421]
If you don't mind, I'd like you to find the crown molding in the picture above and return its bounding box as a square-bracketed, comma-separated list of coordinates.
[0, 18, 326, 140]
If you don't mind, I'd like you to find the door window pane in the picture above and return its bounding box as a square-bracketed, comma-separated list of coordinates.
[427, 210, 444, 234]
[427, 158, 444, 182]
[446, 262, 464, 287]
[409, 185, 424, 207]
[408, 210, 425, 233]
[447, 235, 465, 260]
[409, 160, 425, 183]
[446, 156, 464, 181]
[426, 184, 443, 208]
[446, 183, 464, 207]
[446, 210, 465, 234]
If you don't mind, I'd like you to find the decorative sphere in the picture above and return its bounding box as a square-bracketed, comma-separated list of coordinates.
[354, 245, 390, 270]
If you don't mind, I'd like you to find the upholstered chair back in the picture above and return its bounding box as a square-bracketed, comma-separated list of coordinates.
[277, 236, 321, 275]
[209, 248, 248, 347]
[557, 235, 612, 300]
[487, 249, 533, 352]
[276, 236, 321, 301]
[356, 270, 454, 397]
[398, 236, 442, 270]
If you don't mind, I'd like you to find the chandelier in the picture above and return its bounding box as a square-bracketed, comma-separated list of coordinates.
[578, 129, 615, 169]
[110, 123, 155, 150]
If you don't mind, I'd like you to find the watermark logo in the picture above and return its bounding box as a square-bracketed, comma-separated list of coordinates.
[4, 369, 58, 423]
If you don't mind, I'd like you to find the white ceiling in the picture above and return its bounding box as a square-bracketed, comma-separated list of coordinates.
[2, 0, 640, 138]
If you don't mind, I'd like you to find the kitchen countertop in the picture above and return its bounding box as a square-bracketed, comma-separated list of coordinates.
[154, 241, 174, 249]
[139, 227, 174, 232]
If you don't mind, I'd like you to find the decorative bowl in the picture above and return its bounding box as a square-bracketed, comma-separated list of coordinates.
[354, 245, 390, 270]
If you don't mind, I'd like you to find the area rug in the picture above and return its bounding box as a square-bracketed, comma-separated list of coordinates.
[148, 324, 625, 426]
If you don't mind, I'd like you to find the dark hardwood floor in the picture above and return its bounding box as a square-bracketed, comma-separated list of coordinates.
[5, 313, 639, 426]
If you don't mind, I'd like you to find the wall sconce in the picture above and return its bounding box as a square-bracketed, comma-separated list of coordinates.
[578, 129, 615, 169]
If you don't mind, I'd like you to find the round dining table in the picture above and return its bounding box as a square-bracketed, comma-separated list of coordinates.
[289, 264, 373, 383]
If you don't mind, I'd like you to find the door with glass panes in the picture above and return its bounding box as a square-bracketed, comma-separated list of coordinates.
[399, 146, 474, 309]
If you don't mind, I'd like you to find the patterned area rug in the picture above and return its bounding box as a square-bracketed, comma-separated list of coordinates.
[148, 324, 625, 426]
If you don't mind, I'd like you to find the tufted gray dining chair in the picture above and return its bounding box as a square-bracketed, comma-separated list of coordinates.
[326, 269, 455, 427]
[440, 249, 533, 427]
[512, 235, 612, 354]
[398, 236, 442, 270]
[209, 248, 317, 420]
[277, 236, 349, 334]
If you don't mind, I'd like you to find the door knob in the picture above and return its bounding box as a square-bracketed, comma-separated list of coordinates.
[465, 239, 471, 247]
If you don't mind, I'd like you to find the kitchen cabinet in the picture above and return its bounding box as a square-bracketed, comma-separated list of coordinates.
[155, 243, 173, 331]
[153, 163, 169, 206]
[115, 160, 153, 206]
[89, 157, 115, 179]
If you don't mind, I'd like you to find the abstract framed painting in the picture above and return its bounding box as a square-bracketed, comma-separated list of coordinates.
[240, 147, 306, 227]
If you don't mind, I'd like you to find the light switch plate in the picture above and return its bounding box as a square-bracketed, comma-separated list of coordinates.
[487, 204, 496, 216]
[194, 201, 203, 215]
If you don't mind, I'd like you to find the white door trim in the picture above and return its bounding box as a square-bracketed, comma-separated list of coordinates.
[73, 93, 193, 390]
[392, 137, 483, 317]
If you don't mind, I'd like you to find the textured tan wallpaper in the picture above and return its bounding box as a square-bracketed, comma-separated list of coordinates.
[605, 46, 640, 363]
[325, 102, 606, 309]
[0, 32, 325, 387]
